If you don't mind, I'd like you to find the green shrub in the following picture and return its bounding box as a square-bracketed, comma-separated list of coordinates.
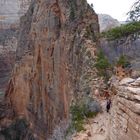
[117, 55, 130, 68]
[70, 103, 85, 132]
[70, 6, 75, 20]
[101, 21, 140, 40]
[69, 97, 100, 133]
[95, 51, 111, 78]
[69, 0, 77, 21]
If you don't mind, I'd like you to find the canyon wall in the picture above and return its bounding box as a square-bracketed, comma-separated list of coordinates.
[110, 77, 140, 140]
[100, 37, 140, 75]
[0, 0, 30, 93]
[0, 0, 99, 139]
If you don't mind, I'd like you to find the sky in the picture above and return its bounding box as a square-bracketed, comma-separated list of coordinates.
[87, 0, 135, 21]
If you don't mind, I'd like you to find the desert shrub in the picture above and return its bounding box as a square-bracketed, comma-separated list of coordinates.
[101, 21, 140, 40]
[69, 97, 101, 133]
[95, 50, 111, 78]
[70, 103, 85, 132]
[117, 55, 131, 68]
[69, 0, 77, 21]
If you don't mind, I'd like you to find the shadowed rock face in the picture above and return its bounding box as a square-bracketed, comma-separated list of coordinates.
[0, 0, 99, 139]
[0, 0, 30, 94]
[0, 28, 17, 95]
[100, 37, 140, 72]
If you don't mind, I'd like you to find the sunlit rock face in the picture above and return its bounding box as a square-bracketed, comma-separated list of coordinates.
[110, 77, 140, 140]
[0, 0, 99, 139]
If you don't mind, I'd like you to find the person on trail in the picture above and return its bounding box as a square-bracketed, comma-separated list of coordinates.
[106, 99, 111, 113]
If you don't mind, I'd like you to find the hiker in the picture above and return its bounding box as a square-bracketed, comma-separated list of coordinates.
[106, 99, 111, 113]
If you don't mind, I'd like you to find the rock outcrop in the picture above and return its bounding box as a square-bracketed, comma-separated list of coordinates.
[0, 0, 99, 139]
[110, 77, 140, 140]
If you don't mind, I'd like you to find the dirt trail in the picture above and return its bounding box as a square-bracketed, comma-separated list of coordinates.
[72, 99, 111, 140]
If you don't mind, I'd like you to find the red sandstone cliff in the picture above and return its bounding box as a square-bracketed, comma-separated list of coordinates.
[0, 0, 99, 139]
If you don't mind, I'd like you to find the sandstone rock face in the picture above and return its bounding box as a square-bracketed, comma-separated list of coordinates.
[0, 0, 99, 139]
[110, 77, 140, 140]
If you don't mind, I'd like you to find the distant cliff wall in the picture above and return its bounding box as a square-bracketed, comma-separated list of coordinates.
[100, 37, 140, 75]
[0, 0, 30, 93]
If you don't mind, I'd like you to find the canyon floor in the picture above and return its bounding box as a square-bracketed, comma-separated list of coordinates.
[72, 98, 111, 140]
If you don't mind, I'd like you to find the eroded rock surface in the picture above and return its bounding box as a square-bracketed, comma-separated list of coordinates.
[0, 0, 99, 139]
[110, 77, 140, 140]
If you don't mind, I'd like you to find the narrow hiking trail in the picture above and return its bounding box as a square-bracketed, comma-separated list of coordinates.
[72, 99, 111, 140]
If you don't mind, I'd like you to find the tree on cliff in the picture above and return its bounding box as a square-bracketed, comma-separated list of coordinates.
[127, 0, 140, 21]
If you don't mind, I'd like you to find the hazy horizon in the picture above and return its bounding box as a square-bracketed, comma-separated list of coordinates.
[87, 0, 135, 21]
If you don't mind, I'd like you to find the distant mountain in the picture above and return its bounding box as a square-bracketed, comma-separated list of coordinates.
[98, 14, 120, 32]
[0, 0, 30, 25]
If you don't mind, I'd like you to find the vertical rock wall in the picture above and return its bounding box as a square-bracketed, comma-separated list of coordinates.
[0, 0, 99, 139]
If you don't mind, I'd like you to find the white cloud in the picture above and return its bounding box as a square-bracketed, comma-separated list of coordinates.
[87, 0, 135, 21]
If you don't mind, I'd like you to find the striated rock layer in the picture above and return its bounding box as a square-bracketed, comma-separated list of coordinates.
[0, 0, 99, 139]
[110, 77, 140, 140]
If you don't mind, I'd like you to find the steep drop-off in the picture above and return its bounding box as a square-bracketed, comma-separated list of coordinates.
[0, 0, 99, 139]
